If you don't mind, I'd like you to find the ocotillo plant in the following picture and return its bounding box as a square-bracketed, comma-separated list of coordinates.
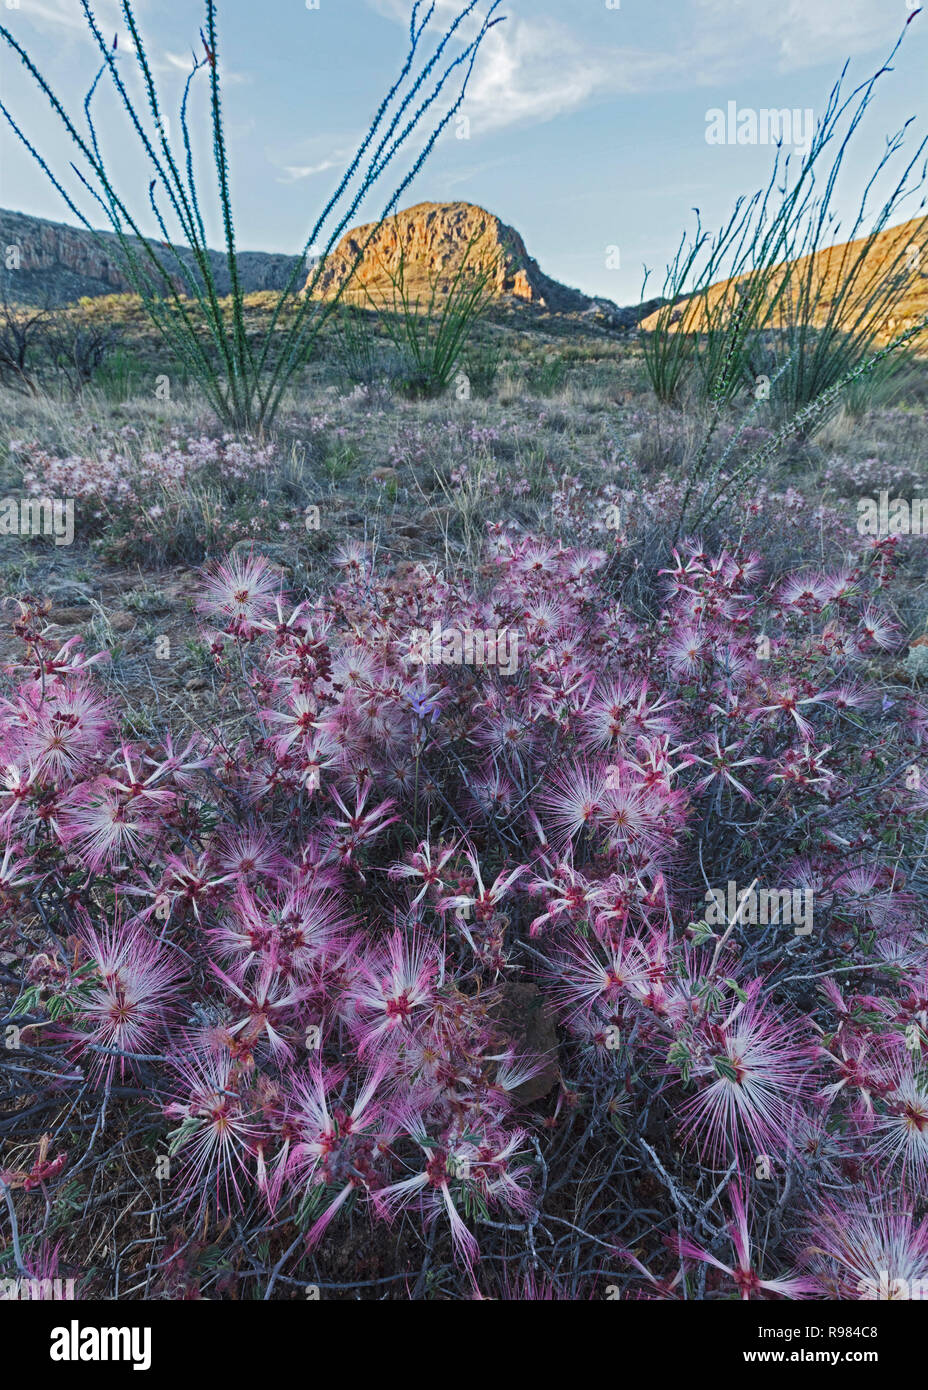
[368, 224, 500, 398]
[642, 20, 928, 424]
[0, 0, 504, 430]
[653, 23, 928, 540]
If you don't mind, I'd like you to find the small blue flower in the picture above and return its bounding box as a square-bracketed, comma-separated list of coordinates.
[410, 692, 442, 723]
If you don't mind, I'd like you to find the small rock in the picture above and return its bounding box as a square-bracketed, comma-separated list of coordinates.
[47, 581, 93, 602]
[46, 606, 90, 626]
[904, 645, 928, 680]
[493, 982, 559, 1103]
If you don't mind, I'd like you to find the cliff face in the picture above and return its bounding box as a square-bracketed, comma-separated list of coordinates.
[304, 201, 593, 312]
[0, 209, 302, 304]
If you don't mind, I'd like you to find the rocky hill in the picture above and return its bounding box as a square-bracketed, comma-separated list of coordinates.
[0, 208, 302, 305]
[304, 200, 598, 312]
[0, 201, 647, 331]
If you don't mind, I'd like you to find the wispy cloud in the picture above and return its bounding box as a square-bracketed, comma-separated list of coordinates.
[364, 0, 913, 137]
[692, 0, 902, 72]
[8, 0, 125, 37]
[433, 155, 508, 192]
[459, 18, 686, 133]
[277, 159, 341, 183]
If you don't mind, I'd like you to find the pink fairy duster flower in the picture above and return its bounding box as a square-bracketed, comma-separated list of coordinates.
[472, 1129, 535, 1215]
[208, 955, 308, 1061]
[514, 540, 561, 578]
[679, 989, 810, 1162]
[804, 1189, 928, 1298]
[349, 928, 439, 1053]
[374, 1116, 481, 1268]
[673, 1182, 815, 1299]
[463, 766, 517, 820]
[665, 625, 705, 678]
[210, 879, 347, 975]
[259, 689, 323, 755]
[164, 1047, 260, 1214]
[323, 781, 399, 871]
[816, 682, 874, 713]
[328, 641, 379, 690]
[764, 742, 835, 792]
[583, 678, 677, 751]
[331, 539, 371, 577]
[747, 685, 819, 742]
[816, 1035, 892, 1115]
[599, 776, 670, 858]
[547, 931, 645, 1022]
[0, 835, 36, 899]
[57, 780, 161, 872]
[143, 733, 214, 789]
[18, 681, 111, 782]
[157, 851, 236, 922]
[99, 742, 177, 810]
[776, 570, 837, 615]
[388, 838, 459, 908]
[526, 854, 600, 936]
[199, 552, 281, 633]
[72, 913, 184, 1080]
[284, 1061, 386, 1239]
[377, 1116, 532, 1268]
[12, 633, 109, 682]
[688, 735, 764, 803]
[856, 604, 899, 652]
[625, 733, 693, 790]
[0, 759, 41, 829]
[251, 595, 313, 649]
[870, 1057, 928, 1188]
[436, 850, 526, 924]
[471, 709, 536, 773]
[537, 760, 608, 852]
[213, 825, 287, 885]
[831, 863, 910, 932]
[489, 1052, 549, 1098]
[619, 1248, 685, 1299]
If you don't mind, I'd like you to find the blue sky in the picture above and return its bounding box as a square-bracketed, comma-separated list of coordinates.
[1, 0, 926, 304]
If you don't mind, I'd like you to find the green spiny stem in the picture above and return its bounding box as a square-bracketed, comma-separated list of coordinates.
[685, 314, 928, 536]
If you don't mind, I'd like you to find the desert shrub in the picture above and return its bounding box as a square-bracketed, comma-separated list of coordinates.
[2, 523, 926, 1298]
[44, 315, 116, 395]
[461, 336, 505, 398]
[527, 355, 569, 397]
[90, 347, 152, 403]
[0, 294, 49, 395]
[328, 305, 397, 391]
[363, 227, 499, 399]
[9, 432, 311, 565]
